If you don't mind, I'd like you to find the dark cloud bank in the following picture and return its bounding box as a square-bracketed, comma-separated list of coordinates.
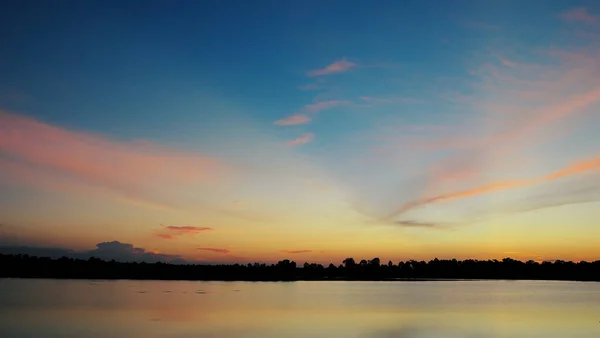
[0, 241, 187, 264]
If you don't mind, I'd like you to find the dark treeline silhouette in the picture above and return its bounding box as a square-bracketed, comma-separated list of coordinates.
[1, 254, 599, 281]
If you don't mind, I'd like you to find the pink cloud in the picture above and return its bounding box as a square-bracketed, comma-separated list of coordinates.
[280, 250, 312, 254]
[304, 100, 348, 113]
[308, 59, 356, 77]
[426, 156, 481, 187]
[161, 225, 213, 232]
[449, 86, 598, 153]
[0, 111, 227, 209]
[273, 100, 347, 127]
[371, 45, 600, 221]
[560, 7, 597, 23]
[0, 156, 177, 211]
[197, 247, 230, 254]
[385, 154, 600, 219]
[287, 133, 314, 146]
[156, 224, 213, 240]
[274, 114, 311, 126]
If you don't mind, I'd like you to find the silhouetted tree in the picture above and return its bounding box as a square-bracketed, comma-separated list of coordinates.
[343, 257, 356, 268]
[1, 254, 599, 282]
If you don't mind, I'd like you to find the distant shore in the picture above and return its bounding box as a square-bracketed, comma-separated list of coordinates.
[2, 254, 599, 282]
[2, 277, 598, 283]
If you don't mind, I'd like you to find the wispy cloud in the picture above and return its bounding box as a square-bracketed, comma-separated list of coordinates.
[156, 224, 213, 239]
[304, 100, 349, 113]
[560, 7, 597, 23]
[385, 154, 600, 219]
[0, 111, 227, 210]
[366, 43, 600, 224]
[0, 157, 178, 211]
[274, 101, 347, 126]
[287, 133, 315, 146]
[197, 247, 230, 254]
[280, 250, 312, 254]
[488, 180, 600, 217]
[308, 59, 356, 77]
[162, 225, 213, 232]
[395, 220, 438, 228]
[274, 114, 311, 126]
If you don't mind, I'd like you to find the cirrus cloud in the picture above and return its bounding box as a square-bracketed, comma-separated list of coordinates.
[304, 100, 349, 113]
[156, 224, 213, 239]
[0, 111, 228, 210]
[274, 114, 311, 126]
[197, 247, 230, 254]
[162, 225, 213, 232]
[308, 59, 356, 77]
[273, 100, 349, 127]
[385, 154, 600, 219]
[280, 250, 312, 254]
[287, 133, 314, 146]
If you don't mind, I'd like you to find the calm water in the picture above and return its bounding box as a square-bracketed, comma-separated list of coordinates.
[0, 279, 599, 338]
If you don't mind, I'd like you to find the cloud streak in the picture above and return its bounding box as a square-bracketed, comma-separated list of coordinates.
[386, 154, 600, 219]
[492, 181, 600, 216]
[0, 111, 227, 210]
[308, 59, 356, 77]
[395, 220, 438, 228]
[280, 250, 312, 254]
[156, 224, 213, 239]
[287, 133, 314, 146]
[274, 101, 347, 126]
[197, 247, 230, 254]
[304, 100, 349, 113]
[162, 225, 213, 232]
[366, 43, 600, 226]
[274, 114, 311, 126]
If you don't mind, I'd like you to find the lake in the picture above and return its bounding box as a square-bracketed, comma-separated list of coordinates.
[0, 279, 599, 337]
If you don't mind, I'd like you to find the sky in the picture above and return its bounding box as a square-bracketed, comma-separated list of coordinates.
[1, 0, 600, 264]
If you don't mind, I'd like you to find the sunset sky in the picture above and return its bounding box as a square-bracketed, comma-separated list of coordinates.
[1, 1, 600, 264]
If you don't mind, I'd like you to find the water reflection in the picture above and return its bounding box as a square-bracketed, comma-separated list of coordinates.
[0, 279, 599, 338]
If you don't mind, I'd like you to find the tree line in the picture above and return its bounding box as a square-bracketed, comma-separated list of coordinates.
[1, 254, 599, 281]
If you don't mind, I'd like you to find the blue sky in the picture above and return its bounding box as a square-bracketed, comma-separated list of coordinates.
[0, 1, 577, 132]
[1, 1, 600, 264]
